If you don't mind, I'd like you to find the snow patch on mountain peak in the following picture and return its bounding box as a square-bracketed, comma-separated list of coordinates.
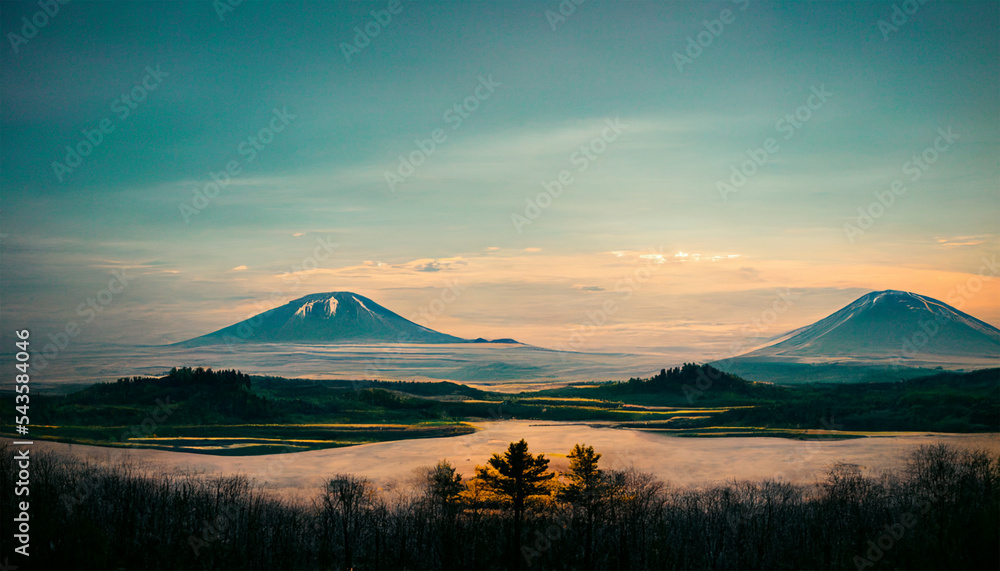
[352, 295, 376, 317]
[294, 297, 338, 318]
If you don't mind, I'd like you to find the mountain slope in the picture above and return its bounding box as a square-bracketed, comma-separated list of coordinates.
[181, 292, 474, 346]
[736, 289, 1000, 364]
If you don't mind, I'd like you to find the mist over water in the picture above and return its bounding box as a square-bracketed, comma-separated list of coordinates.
[12, 423, 997, 501]
[22, 343, 679, 391]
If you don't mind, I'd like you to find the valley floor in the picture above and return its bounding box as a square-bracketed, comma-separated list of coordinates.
[6, 423, 997, 501]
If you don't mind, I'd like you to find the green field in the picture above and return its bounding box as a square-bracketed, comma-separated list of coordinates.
[2, 364, 997, 455]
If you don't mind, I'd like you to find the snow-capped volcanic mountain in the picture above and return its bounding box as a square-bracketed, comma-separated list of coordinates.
[181, 292, 514, 346]
[737, 290, 1000, 365]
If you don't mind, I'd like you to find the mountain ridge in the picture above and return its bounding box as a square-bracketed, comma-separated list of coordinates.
[734, 289, 1000, 365]
[179, 291, 519, 347]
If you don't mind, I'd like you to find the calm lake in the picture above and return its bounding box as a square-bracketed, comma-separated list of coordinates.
[11, 423, 998, 502]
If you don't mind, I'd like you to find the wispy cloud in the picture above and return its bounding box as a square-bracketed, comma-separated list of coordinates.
[936, 235, 989, 248]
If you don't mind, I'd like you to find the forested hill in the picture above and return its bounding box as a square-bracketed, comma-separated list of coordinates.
[1, 365, 997, 455]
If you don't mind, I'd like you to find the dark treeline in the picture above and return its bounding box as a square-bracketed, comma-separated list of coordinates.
[12, 365, 999, 437]
[709, 368, 1000, 433]
[2, 442, 997, 570]
[566, 365, 1000, 432]
[114, 367, 252, 390]
[626, 363, 757, 394]
[565, 363, 777, 404]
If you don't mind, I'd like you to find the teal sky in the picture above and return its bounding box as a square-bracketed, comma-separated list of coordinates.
[1, 0, 998, 354]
